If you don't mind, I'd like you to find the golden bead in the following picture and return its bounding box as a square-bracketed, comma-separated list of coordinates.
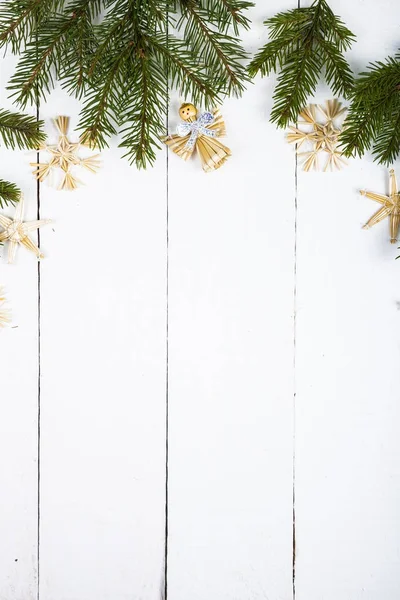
[179, 103, 198, 121]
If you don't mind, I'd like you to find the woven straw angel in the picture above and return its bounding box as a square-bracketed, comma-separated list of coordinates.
[162, 103, 231, 172]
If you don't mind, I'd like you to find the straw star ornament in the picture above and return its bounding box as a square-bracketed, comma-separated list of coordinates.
[31, 116, 101, 190]
[287, 100, 347, 171]
[361, 169, 400, 244]
[0, 195, 51, 263]
[0, 287, 10, 327]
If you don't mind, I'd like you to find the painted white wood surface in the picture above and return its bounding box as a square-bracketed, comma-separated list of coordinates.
[0, 53, 39, 600]
[0, 1, 399, 599]
[167, 2, 295, 598]
[37, 94, 167, 600]
[295, 2, 400, 599]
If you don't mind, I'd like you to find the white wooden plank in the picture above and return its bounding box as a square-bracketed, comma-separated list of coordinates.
[295, 1, 400, 598]
[38, 89, 167, 600]
[167, 2, 296, 598]
[0, 56, 39, 598]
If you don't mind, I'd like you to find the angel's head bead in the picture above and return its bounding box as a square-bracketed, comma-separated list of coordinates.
[179, 103, 198, 121]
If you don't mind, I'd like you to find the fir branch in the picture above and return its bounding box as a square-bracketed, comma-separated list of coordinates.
[150, 34, 218, 106]
[86, 0, 134, 77]
[0, 109, 45, 149]
[119, 55, 167, 168]
[202, 0, 253, 34]
[0, 109, 43, 211]
[373, 108, 400, 166]
[77, 51, 127, 150]
[0, 0, 63, 53]
[78, 0, 147, 148]
[271, 47, 322, 128]
[59, 0, 102, 97]
[176, 0, 251, 97]
[319, 39, 354, 96]
[248, 0, 355, 128]
[1, 0, 252, 167]
[7, 0, 101, 108]
[0, 180, 20, 208]
[340, 54, 400, 165]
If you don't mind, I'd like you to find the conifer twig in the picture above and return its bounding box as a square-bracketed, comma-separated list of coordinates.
[0, 109, 45, 208]
[248, 0, 355, 128]
[0, 109, 45, 150]
[340, 53, 400, 165]
[0, 180, 20, 207]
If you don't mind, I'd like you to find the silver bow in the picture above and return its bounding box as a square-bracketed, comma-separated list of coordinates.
[177, 112, 217, 150]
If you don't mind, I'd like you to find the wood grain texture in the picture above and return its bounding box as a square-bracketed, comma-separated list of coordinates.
[295, 2, 400, 599]
[0, 1, 400, 599]
[0, 54, 39, 600]
[37, 91, 167, 600]
[167, 3, 295, 598]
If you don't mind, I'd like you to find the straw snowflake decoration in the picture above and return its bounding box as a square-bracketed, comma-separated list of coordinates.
[31, 116, 101, 191]
[287, 99, 347, 171]
[0, 287, 10, 327]
[0, 194, 51, 263]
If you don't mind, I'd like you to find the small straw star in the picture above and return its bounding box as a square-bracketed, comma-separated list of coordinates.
[287, 99, 347, 171]
[361, 169, 400, 244]
[0, 194, 51, 263]
[0, 287, 10, 327]
[31, 116, 101, 191]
